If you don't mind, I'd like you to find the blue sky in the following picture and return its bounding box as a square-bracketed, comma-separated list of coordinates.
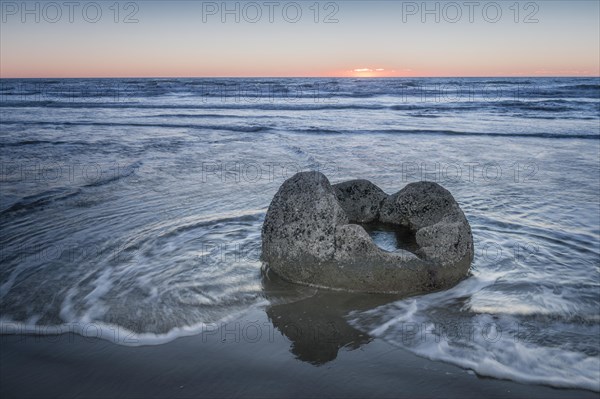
[1, 0, 599, 77]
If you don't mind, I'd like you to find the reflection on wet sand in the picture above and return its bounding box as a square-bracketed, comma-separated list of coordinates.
[262, 268, 401, 365]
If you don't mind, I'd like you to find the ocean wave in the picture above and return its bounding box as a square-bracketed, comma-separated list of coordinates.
[349, 275, 600, 392]
[145, 113, 247, 119]
[0, 302, 269, 346]
[479, 80, 536, 85]
[0, 101, 388, 111]
[0, 120, 273, 133]
[0, 161, 142, 215]
[2, 77, 598, 97]
[83, 160, 142, 188]
[559, 84, 600, 91]
[1, 120, 596, 140]
[1, 96, 595, 112]
[0, 208, 266, 341]
[401, 314, 600, 392]
[0, 139, 93, 148]
[289, 128, 600, 139]
[493, 100, 574, 112]
[0, 188, 82, 215]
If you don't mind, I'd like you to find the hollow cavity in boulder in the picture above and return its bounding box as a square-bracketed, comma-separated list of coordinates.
[360, 222, 419, 254]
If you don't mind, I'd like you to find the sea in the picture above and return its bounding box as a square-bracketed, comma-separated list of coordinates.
[1, 77, 599, 391]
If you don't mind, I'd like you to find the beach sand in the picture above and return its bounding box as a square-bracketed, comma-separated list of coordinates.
[1, 304, 597, 399]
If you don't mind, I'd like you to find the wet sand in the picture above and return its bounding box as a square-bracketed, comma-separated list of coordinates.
[1, 306, 597, 399]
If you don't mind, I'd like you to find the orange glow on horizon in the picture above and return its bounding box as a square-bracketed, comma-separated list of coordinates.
[1, 66, 598, 79]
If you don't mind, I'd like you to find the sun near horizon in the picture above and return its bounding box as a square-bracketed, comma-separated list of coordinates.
[1, 1, 599, 79]
[1, 67, 598, 79]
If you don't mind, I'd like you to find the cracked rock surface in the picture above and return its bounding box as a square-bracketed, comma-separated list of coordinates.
[261, 172, 473, 294]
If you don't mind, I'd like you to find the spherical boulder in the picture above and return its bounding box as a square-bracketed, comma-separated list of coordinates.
[261, 172, 473, 294]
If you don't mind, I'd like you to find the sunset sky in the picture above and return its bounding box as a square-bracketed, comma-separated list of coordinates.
[1, 1, 599, 78]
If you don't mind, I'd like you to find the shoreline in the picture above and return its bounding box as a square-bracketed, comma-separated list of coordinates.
[2, 308, 597, 399]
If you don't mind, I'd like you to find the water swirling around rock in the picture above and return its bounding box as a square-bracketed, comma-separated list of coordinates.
[1, 77, 598, 391]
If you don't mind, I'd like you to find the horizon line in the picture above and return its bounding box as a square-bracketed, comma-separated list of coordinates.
[1, 75, 599, 79]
